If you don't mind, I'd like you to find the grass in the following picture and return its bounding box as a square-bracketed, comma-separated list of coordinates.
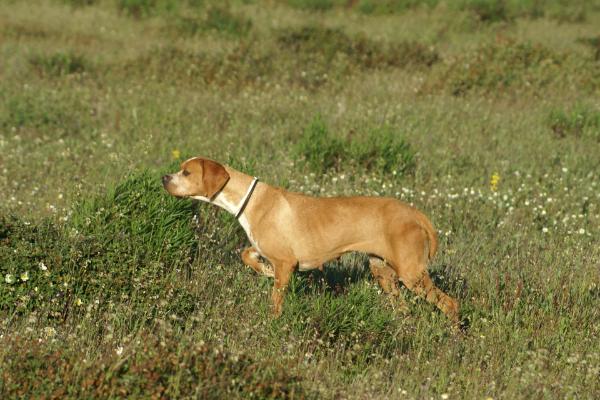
[1, 0, 599, 398]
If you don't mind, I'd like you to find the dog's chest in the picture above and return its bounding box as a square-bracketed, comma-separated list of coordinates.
[238, 214, 263, 254]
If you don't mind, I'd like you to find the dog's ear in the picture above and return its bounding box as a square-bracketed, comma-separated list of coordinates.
[201, 159, 229, 199]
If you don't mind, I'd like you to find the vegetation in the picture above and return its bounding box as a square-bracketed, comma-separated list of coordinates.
[1, 0, 599, 398]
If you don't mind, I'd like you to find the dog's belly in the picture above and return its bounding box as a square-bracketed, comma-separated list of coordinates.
[298, 260, 325, 271]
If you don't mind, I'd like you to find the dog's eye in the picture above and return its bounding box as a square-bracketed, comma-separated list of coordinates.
[182, 170, 190, 177]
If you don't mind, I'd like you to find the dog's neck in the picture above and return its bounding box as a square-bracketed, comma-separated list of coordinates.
[192, 167, 257, 217]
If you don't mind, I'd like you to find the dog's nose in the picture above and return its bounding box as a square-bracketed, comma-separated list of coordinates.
[161, 175, 172, 186]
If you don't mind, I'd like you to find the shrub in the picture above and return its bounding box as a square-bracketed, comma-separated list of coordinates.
[125, 26, 436, 90]
[356, 0, 438, 15]
[203, 5, 252, 36]
[175, 5, 252, 37]
[0, 89, 89, 132]
[458, 0, 510, 23]
[0, 170, 198, 316]
[547, 103, 600, 140]
[276, 25, 439, 70]
[61, 0, 97, 6]
[123, 43, 274, 87]
[29, 51, 88, 76]
[545, 1, 587, 23]
[423, 40, 600, 96]
[285, 0, 340, 11]
[349, 127, 415, 175]
[577, 36, 600, 61]
[117, 0, 178, 18]
[292, 115, 344, 174]
[292, 115, 415, 176]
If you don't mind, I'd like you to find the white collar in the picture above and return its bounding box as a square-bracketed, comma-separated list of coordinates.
[235, 177, 259, 219]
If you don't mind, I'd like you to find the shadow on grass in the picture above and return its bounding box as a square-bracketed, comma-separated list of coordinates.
[288, 253, 372, 297]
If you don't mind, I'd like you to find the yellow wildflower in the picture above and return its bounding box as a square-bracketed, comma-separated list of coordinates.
[171, 149, 181, 160]
[490, 172, 500, 192]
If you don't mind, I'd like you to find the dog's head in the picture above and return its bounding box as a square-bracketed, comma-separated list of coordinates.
[162, 157, 230, 199]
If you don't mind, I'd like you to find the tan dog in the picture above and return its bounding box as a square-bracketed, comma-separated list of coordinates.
[162, 157, 459, 322]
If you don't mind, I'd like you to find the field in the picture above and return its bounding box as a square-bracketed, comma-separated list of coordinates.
[1, 0, 599, 398]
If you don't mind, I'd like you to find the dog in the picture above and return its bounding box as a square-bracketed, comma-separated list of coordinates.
[162, 157, 459, 323]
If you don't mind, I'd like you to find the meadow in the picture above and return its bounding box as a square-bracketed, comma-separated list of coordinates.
[1, 0, 599, 398]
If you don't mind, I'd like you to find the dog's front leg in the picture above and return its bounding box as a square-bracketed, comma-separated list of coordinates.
[241, 246, 274, 277]
[271, 261, 297, 317]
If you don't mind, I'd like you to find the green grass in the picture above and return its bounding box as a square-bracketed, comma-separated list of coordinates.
[1, 0, 599, 398]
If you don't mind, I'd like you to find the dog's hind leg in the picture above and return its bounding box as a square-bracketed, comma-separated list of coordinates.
[369, 256, 400, 296]
[369, 256, 409, 311]
[241, 246, 274, 277]
[404, 270, 459, 323]
[389, 226, 459, 323]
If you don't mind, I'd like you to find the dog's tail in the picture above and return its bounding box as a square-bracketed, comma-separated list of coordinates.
[416, 212, 438, 260]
